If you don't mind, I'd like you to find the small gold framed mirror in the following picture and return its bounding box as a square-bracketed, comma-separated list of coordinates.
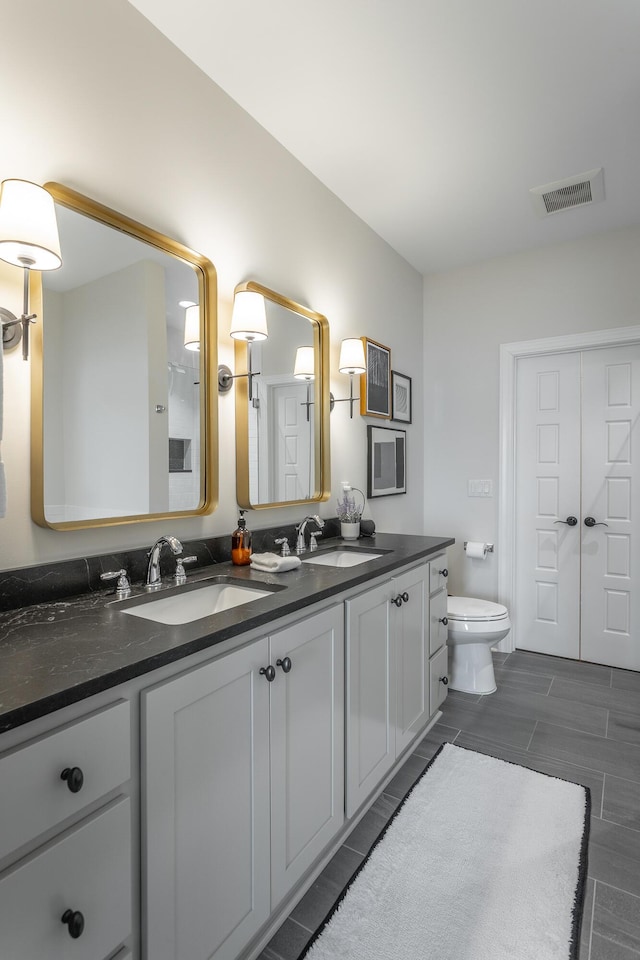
[31, 183, 218, 529]
[232, 281, 330, 509]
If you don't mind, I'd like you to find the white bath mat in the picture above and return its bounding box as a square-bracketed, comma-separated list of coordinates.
[303, 742, 590, 960]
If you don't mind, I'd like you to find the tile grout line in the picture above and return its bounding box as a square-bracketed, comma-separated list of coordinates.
[587, 879, 596, 960]
[525, 720, 538, 752]
[590, 876, 640, 901]
[288, 916, 315, 936]
[600, 773, 605, 820]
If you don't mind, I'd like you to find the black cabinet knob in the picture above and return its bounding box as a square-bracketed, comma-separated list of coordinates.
[439, 676, 449, 686]
[60, 767, 84, 794]
[439, 568, 448, 578]
[391, 595, 403, 607]
[438, 616, 449, 626]
[401, 592, 409, 603]
[61, 909, 85, 939]
[259, 665, 276, 682]
[276, 657, 292, 673]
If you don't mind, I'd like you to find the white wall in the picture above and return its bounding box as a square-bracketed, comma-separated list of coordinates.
[424, 224, 640, 601]
[0, 0, 423, 570]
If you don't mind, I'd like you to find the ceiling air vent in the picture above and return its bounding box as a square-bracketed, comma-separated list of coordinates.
[530, 168, 604, 218]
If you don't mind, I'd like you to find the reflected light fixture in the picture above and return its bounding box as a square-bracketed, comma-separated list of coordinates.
[294, 345, 315, 421]
[332, 337, 366, 418]
[0, 179, 62, 361]
[218, 290, 268, 400]
[183, 303, 200, 351]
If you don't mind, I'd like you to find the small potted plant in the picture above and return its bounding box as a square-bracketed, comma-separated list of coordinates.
[336, 486, 365, 540]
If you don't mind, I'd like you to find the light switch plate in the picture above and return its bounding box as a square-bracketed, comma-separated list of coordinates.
[468, 479, 493, 497]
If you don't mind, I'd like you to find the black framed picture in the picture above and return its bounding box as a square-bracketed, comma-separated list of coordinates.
[360, 338, 391, 418]
[391, 370, 412, 423]
[367, 425, 407, 498]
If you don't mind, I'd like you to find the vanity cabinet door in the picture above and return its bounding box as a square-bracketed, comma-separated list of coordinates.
[429, 587, 449, 657]
[345, 581, 395, 818]
[430, 644, 450, 712]
[142, 639, 271, 960]
[269, 606, 344, 908]
[391, 564, 430, 756]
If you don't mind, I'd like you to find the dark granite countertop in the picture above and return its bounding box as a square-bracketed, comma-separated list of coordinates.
[0, 534, 453, 734]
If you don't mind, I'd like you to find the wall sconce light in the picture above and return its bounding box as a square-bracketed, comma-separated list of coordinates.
[332, 338, 366, 418]
[218, 290, 268, 400]
[0, 179, 62, 361]
[183, 303, 200, 351]
[294, 345, 315, 421]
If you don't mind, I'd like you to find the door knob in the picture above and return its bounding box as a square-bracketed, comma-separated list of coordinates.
[584, 517, 609, 527]
[553, 516, 578, 526]
[439, 676, 449, 686]
[391, 595, 403, 607]
[259, 665, 276, 682]
[276, 657, 292, 673]
[438, 616, 448, 626]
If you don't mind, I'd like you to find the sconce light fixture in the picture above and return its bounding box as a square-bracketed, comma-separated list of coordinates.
[294, 345, 315, 421]
[0, 179, 62, 361]
[332, 338, 366, 418]
[183, 303, 200, 351]
[218, 290, 268, 400]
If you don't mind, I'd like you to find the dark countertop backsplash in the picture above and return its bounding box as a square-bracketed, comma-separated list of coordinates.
[0, 519, 342, 613]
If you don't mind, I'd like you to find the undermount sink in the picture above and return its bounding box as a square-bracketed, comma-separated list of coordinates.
[302, 549, 384, 568]
[119, 579, 278, 625]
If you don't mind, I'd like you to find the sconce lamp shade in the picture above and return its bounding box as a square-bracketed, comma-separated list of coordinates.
[339, 338, 366, 375]
[183, 304, 200, 351]
[0, 180, 62, 271]
[230, 291, 268, 341]
[294, 345, 315, 380]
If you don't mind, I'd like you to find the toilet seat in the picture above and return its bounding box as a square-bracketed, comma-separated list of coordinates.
[447, 596, 508, 622]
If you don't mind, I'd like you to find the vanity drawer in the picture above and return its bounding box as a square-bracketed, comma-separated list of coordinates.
[0, 700, 130, 861]
[0, 796, 131, 960]
[429, 645, 449, 713]
[429, 588, 449, 656]
[428, 556, 448, 594]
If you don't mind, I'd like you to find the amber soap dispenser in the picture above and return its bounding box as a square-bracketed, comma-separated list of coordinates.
[231, 509, 252, 566]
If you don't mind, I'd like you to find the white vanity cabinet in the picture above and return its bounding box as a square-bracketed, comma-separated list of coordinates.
[0, 700, 133, 960]
[143, 604, 344, 960]
[428, 554, 450, 713]
[345, 562, 431, 818]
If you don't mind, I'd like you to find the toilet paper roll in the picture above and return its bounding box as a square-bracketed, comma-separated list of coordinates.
[466, 540, 488, 559]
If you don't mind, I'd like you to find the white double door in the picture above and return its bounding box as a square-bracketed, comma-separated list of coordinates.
[515, 343, 640, 670]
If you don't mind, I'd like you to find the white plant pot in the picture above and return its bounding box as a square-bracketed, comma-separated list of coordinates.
[340, 521, 360, 540]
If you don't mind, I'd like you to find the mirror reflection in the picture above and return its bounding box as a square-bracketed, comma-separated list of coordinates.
[32, 183, 217, 529]
[234, 282, 330, 509]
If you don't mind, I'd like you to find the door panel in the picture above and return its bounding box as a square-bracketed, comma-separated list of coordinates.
[515, 352, 581, 657]
[581, 344, 640, 669]
[515, 343, 640, 670]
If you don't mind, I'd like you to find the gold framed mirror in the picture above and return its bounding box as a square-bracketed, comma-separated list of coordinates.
[31, 182, 218, 529]
[233, 281, 330, 509]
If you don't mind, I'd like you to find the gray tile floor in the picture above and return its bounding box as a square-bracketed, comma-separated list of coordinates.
[258, 651, 640, 960]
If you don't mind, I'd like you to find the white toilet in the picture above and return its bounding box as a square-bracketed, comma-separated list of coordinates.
[446, 597, 511, 695]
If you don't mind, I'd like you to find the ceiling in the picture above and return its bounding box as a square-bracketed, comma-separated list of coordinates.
[127, 0, 640, 276]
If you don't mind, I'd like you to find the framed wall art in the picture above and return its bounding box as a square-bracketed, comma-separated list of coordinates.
[360, 338, 391, 418]
[391, 370, 412, 423]
[367, 425, 407, 498]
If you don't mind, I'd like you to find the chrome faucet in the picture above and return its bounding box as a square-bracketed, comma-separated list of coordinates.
[295, 515, 325, 555]
[145, 535, 183, 591]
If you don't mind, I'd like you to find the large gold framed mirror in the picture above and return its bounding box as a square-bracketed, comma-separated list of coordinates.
[31, 183, 217, 529]
[233, 281, 330, 509]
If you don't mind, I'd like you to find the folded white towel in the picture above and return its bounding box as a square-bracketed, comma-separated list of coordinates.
[250, 552, 301, 573]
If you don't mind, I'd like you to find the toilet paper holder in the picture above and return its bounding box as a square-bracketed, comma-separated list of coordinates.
[464, 542, 494, 552]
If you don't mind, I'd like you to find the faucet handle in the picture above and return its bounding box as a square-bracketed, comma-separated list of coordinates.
[274, 538, 290, 557]
[100, 569, 132, 599]
[174, 556, 197, 585]
[309, 531, 322, 551]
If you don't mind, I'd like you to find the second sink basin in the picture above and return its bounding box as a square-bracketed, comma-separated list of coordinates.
[302, 549, 384, 568]
[119, 578, 279, 625]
